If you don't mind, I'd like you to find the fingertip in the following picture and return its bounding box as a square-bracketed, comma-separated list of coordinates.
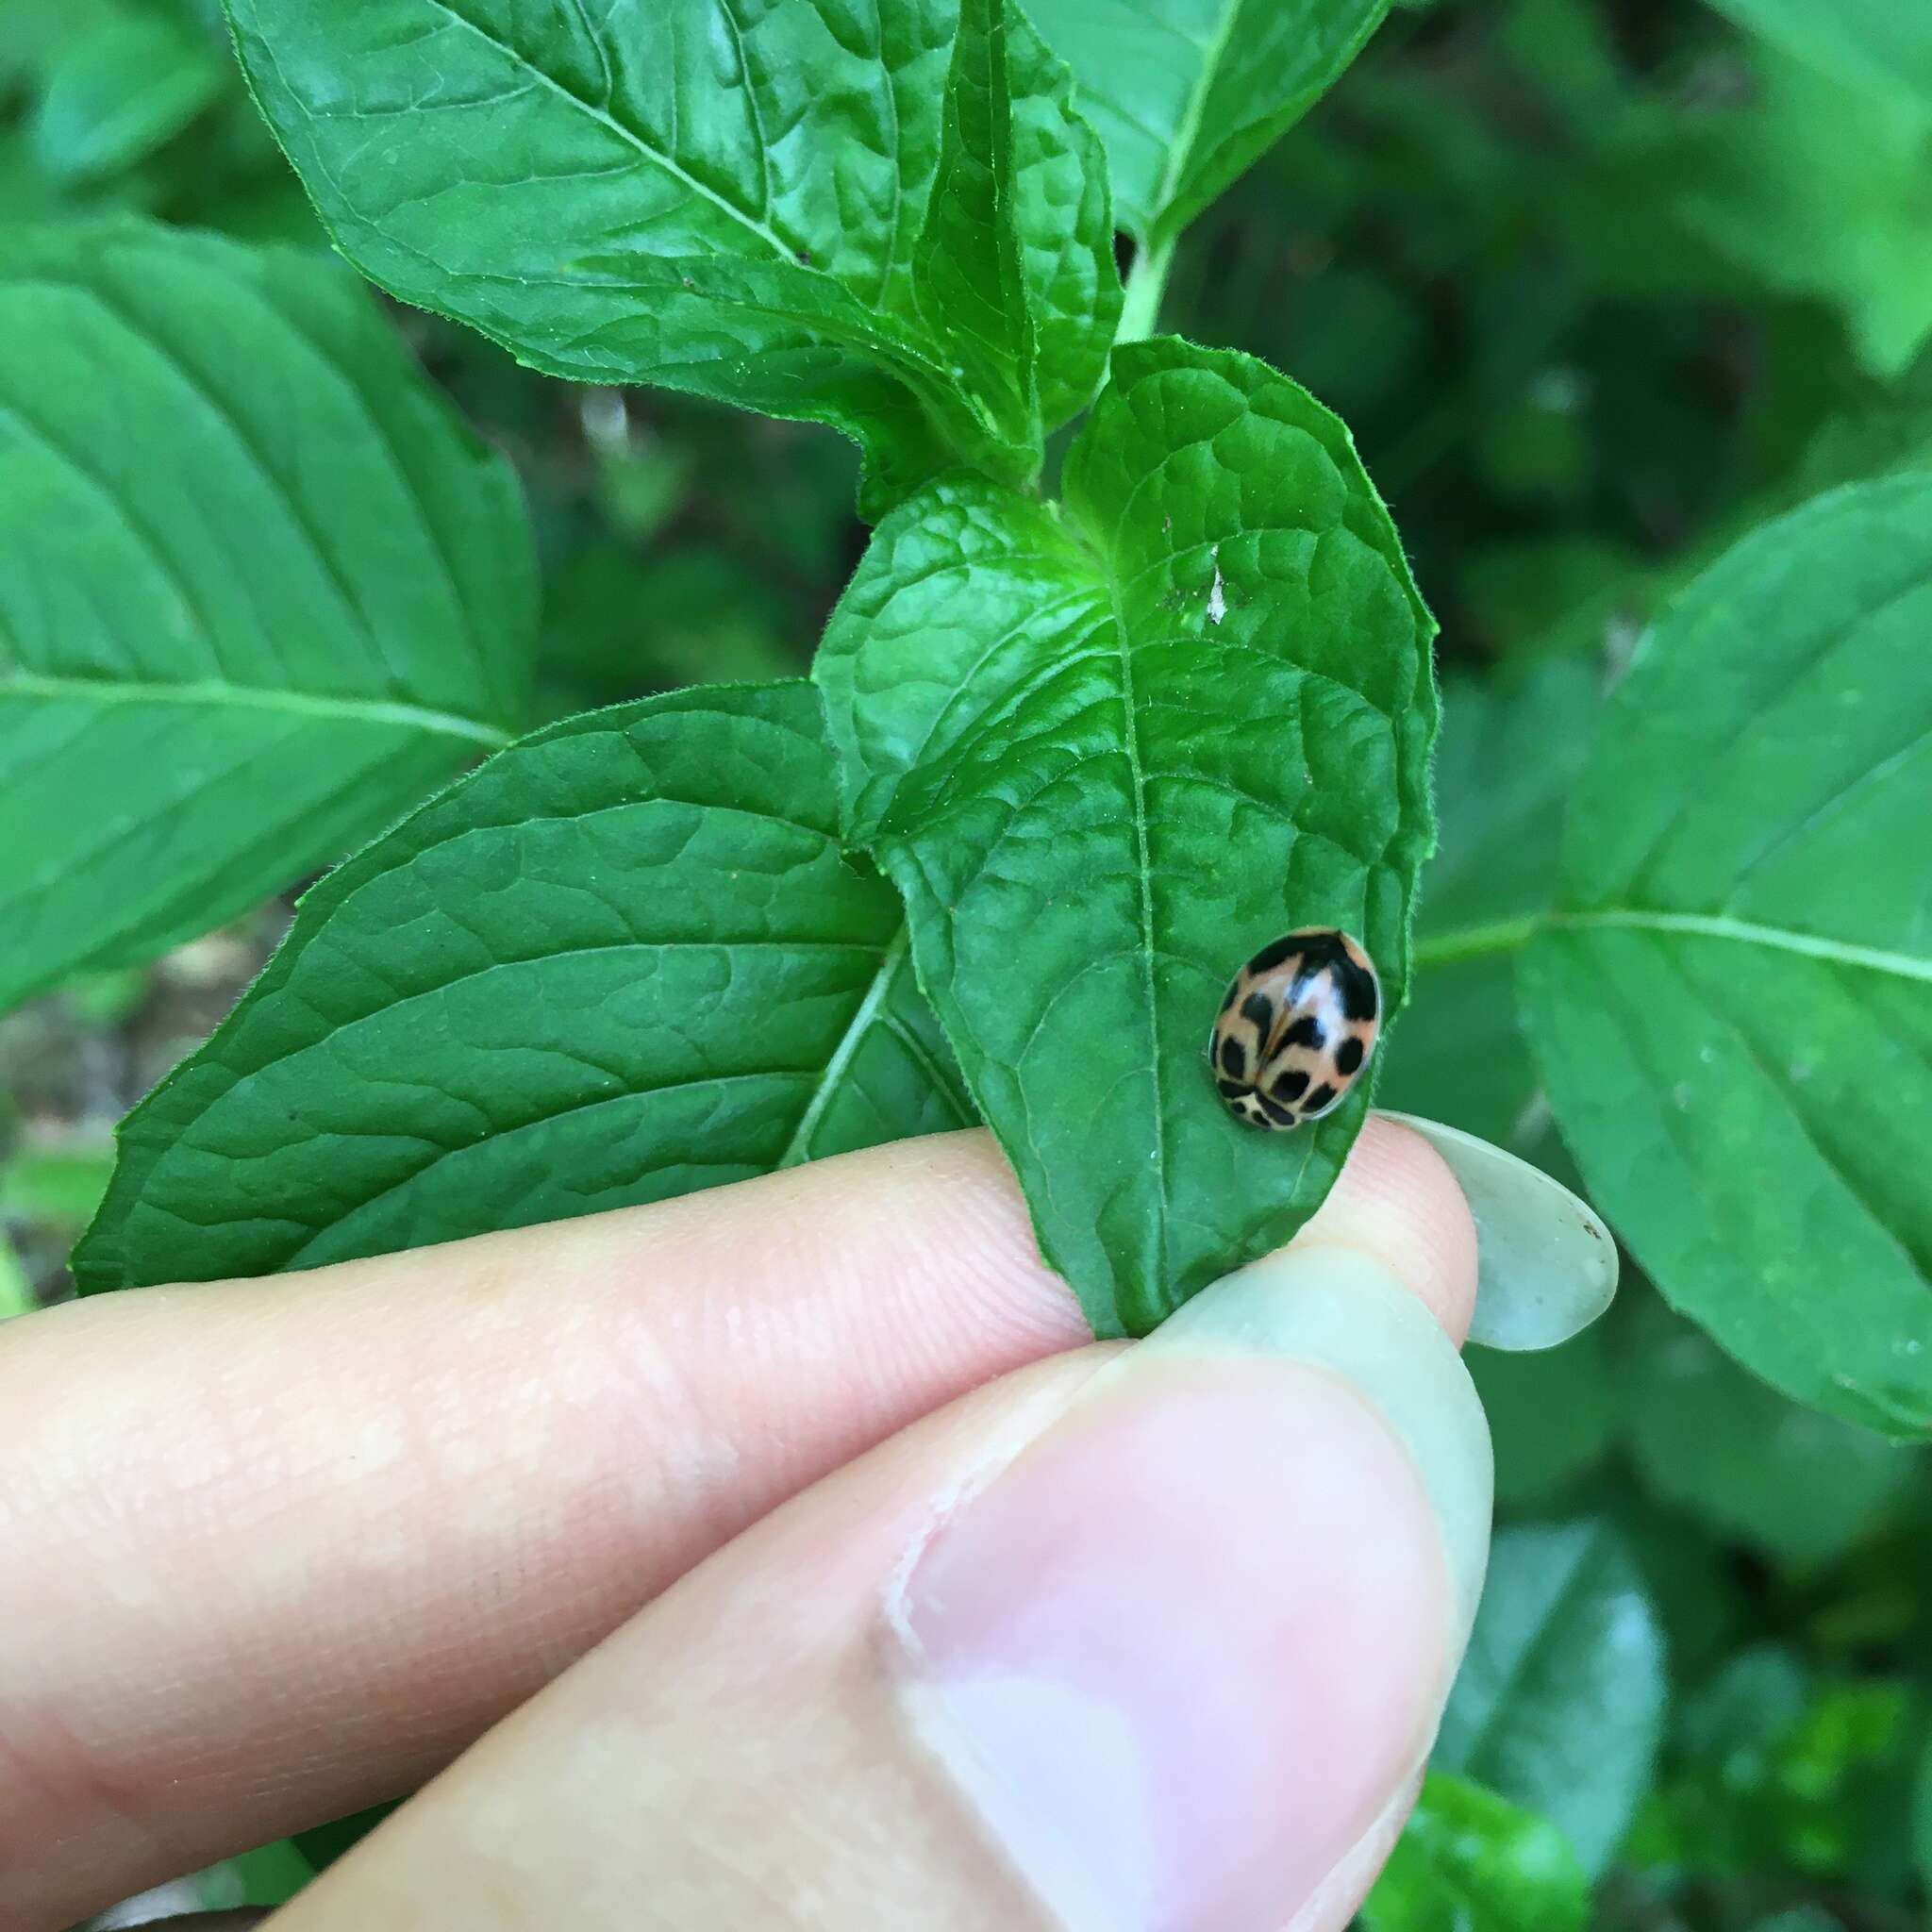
[1291, 1116, 1481, 1345]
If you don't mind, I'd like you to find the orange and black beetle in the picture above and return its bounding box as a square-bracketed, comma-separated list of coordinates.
[1210, 928, 1381, 1129]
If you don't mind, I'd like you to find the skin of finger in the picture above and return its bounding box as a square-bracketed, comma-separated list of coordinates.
[270, 1357, 1110, 1932]
[271, 1267, 1470, 1932]
[0, 1122, 1472, 1928]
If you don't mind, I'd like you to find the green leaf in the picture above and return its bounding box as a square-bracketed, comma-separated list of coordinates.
[1469, 1325, 1618, 1509]
[1666, 44, 1932, 380]
[1007, 8, 1121, 425]
[196, 1837, 314, 1910]
[1680, 1643, 1811, 1770]
[0, 221, 534, 1015]
[1704, 0, 1932, 118]
[1624, 1293, 1919, 1567]
[293, 1804, 394, 1877]
[915, 0, 1036, 451]
[225, 0, 1119, 516]
[0, 1233, 32, 1323]
[1914, 1728, 1932, 1893]
[74, 683, 973, 1293]
[1024, 0, 1391, 245]
[815, 337, 1435, 1336]
[29, 8, 226, 184]
[1376, 654, 1600, 1155]
[0, 0, 90, 91]
[1796, 351, 1932, 501]
[0, 1141, 115, 1226]
[1635, 1649, 1917, 1888]
[1770, 1683, 1916, 1879]
[1521, 475, 1932, 1436]
[1607, 1489, 1746, 1686]
[1437, 1518, 1667, 1875]
[1359, 1772, 1589, 1932]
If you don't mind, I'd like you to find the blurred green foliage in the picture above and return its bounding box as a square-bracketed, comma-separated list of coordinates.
[6, 0, 1930, 1924]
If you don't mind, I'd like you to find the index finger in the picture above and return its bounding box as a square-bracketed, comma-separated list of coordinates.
[0, 1121, 1474, 1929]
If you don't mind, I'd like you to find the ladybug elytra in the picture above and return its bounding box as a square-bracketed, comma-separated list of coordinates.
[1209, 928, 1381, 1129]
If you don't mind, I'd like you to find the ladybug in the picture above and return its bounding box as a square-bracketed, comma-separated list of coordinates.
[1209, 928, 1381, 1129]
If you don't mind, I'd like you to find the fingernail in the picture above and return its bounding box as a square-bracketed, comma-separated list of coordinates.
[888, 1249, 1491, 1932]
[1380, 1112, 1618, 1351]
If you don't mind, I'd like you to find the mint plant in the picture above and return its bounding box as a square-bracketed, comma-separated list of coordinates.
[4, 0, 1932, 1918]
[41, 0, 1451, 1344]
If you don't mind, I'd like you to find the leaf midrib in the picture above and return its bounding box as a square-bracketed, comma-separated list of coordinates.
[1633, 925, 1932, 1289]
[1096, 574, 1169, 1313]
[419, 0, 800, 266]
[1451, 1528, 1611, 1776]
[1550, 927, 1928, 1430]
[1142, 0, 1245, 237]
[2, 669, 509, 749]
[1415, 907, 1932, 986]
[776, 924, 913, 1169]
[13, 266, 458, 701]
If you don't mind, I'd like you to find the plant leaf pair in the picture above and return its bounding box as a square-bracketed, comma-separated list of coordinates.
[226, 0, 1121, 515]
[66, 1, 1434, 1340]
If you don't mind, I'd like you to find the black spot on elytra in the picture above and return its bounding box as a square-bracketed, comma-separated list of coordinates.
[1279, 1014, 1323, 1051]
[1290, 929, 1346, 971]
[1218, 1035, 1248, 1078]
[1301, 1082, 1338, 1116]
[1215, 1076, 1249, 1100]
[1335, 1035, 1365, 1075]
[1244, 935, 1302, 975]
[1271, 1067, 1310, 1103]
[1330, 954, 1379, 1023]
[1240, 991, 1275, 1034]
[1256, 1091, 1298, 1126]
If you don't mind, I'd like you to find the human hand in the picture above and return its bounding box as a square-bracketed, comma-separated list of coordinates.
[2, 1121, 1491, 1932]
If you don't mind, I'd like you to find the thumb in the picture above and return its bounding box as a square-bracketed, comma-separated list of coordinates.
[271, 1146, 1491, 1932]
[889, 1248, 1492, 1932]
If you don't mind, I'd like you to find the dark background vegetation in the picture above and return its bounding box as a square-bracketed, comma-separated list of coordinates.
[4, 0, 1929, 1924]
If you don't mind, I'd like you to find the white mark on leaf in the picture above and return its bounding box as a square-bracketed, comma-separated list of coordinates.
[1207, 544, 1226, 626]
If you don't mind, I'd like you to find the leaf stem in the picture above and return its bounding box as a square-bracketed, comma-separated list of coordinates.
[774, 925, 909, 1169]
[1410, 914, 1542, 970]
[1115, 232, 1175, 346]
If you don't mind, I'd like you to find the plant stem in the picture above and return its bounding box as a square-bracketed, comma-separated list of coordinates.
[1115, 232, 1176, 345]
[1410, 914, 1542, 970]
